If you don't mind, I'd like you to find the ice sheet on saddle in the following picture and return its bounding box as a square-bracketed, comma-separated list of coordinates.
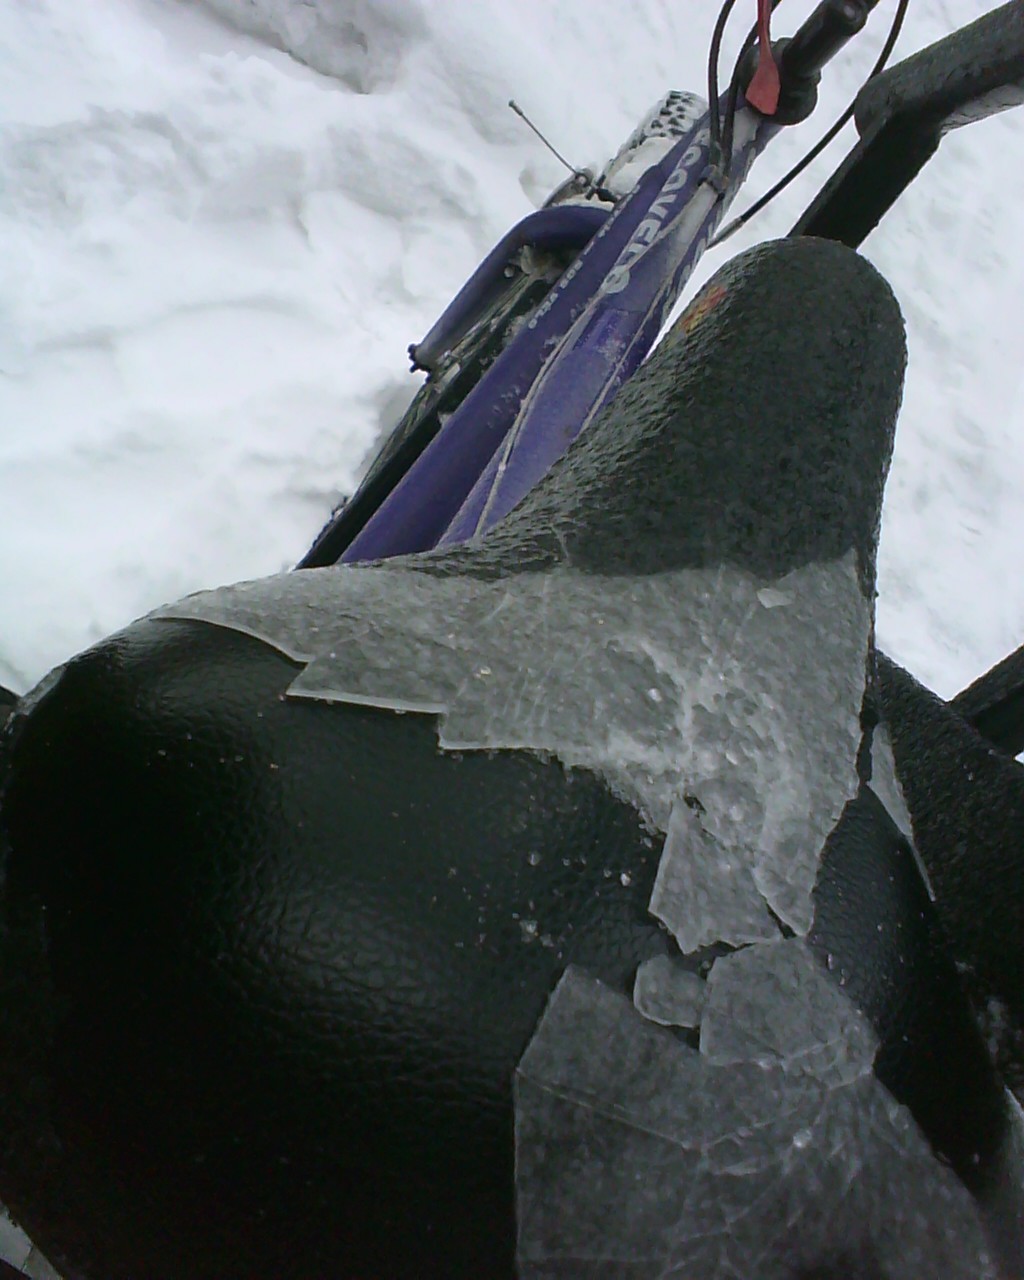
[155, 547, 869, 940]
[514, 945, 997, 1279]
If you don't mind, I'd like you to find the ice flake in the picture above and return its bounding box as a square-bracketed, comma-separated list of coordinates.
[867, 723, 915, 844]
[699, 939, 877, 1085]
[756, 586, 793, 608]
[633, 954, 706, 1027]
[868, 723, 936, 901]
[649, 801, 775, 952]
[514, 966, 995, 1279]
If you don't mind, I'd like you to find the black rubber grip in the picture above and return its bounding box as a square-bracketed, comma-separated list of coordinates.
[952, 641, 1024, 757]
[781, 0, 872, 84]
[855, 0, 1024, 137]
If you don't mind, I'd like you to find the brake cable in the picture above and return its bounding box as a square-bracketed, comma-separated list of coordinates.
[713, 0, 911, 244]
[709, 0, 789, 172]
[707, 0, 741, 173]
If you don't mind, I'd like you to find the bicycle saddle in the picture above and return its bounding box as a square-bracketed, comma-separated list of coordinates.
[1, 238, 1020, 1279]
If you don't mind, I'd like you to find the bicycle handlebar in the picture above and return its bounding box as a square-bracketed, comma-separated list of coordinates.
[781, 0, 874, 85]
[737, 0, 881, 127]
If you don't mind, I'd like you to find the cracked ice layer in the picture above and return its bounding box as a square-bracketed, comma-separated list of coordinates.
[514, 961, 996, 1280]
[632, 954, 706, 1028]
[156, 547, 869, 935]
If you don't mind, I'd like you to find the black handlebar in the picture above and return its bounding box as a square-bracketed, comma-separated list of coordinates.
[793, 0, 1024, 247]
[781, 0, 873, 85]
[738, 0, 881, 126]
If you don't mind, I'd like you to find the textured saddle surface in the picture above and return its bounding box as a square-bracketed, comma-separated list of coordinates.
[0, 239, 1020, 1278]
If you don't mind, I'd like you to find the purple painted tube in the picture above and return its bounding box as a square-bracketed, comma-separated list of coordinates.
[439, 108, 779, 545]
[409, 205, 610, 372]
[339, 115, 715, 564]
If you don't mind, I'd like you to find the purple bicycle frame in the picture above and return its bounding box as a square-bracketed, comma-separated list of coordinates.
[341, 101, 779, 563]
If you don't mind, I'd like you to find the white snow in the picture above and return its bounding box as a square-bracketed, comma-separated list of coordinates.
[1, 0, 1022, 700]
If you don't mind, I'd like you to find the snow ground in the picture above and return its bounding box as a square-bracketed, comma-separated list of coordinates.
[0, 0, 1022, 700]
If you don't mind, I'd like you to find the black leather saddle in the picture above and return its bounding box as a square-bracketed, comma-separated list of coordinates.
[0, 238, 1021, 1279]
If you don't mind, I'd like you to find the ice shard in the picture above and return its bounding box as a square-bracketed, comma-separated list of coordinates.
[515, 965, 996, 1279]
